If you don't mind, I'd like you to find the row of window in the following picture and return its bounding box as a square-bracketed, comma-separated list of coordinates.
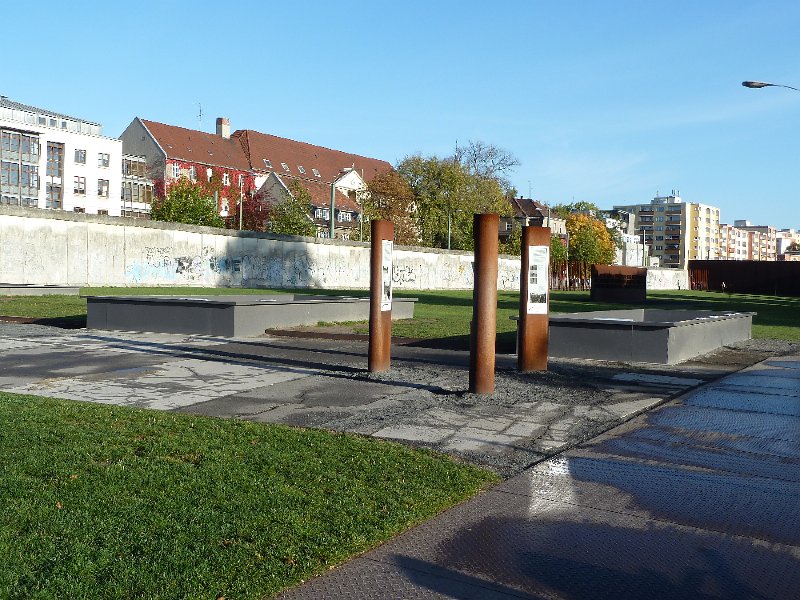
[313, 208, 354, 222]
[121, 181, 153, 206]
[72, 176, 110, 197]
[72, 149, 110, 167]
[1, 131, 40, 163]
[263, 159, 322, 179]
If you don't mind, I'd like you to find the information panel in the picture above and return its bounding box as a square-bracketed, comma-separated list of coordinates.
[526, 245, 549, 314]
[381, 240, 393, 311]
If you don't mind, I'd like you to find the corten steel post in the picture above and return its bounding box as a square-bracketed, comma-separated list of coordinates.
[518, 226, 551, 372]
[469, 213, 499, 394]
[369, 220, 394, 372]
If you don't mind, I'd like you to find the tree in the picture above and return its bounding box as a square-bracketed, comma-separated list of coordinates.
[267, 180, 317, 237]
[565, 213, 618, 281]
[454, 140, 520, 193]
[552, 200, 601, 219]
[364, 170, 418, 245]
[150, 178, 224, 228]
[396, 154, 512, 250]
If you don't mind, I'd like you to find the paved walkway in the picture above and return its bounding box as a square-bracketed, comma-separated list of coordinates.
[277, 355, 800, 599]
[0, 323, 747, 476]
[2, 323, 798, 597]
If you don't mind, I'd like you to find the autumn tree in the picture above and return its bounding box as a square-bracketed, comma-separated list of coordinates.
[363, 170, 417, 245]
[565, 213, 618, 281]
[150, 178, 224, 228]
[267, 180, 317, 237]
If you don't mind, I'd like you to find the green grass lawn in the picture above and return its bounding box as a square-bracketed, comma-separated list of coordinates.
[0, 393, 497, 599]
[2, 287, 799, 344]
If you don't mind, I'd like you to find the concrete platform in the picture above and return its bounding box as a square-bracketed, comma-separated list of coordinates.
[84, 294, 417, 337]
[543, 309, 755, 364]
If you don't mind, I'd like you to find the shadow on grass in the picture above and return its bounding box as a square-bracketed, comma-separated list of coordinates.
[0, 315, 86, 329]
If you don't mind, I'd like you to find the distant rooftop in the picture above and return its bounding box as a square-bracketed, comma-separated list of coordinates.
[0, 95, 103, 135]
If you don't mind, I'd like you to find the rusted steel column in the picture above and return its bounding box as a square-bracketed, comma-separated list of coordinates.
[369, 220, 394, 372]
[469, 213, 499, 394]
[518, 226, 551, 372]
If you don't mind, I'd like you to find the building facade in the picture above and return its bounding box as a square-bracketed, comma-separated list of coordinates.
[733, 220, 777, 261]
[1, 96, 122, 216]
[119, 116, 392, 238]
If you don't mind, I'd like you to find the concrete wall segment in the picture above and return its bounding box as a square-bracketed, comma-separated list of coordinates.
[1, 207, 683, 292]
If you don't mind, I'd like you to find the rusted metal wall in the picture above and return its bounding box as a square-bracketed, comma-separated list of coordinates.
[688, 260, 800, 296]
[590, 265, 647, 303]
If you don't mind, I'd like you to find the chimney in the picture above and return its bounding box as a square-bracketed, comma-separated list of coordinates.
[216, 117, 230, 139]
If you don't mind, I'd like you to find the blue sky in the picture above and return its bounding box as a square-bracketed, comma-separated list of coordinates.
[5, 1, 800, 228]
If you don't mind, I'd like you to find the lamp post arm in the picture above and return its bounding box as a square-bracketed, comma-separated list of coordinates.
[742, 80, 800, 92]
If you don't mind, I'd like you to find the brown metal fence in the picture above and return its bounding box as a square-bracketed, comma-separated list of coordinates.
[688, 260, 800, 296]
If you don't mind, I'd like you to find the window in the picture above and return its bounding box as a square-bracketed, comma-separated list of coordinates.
[314, 208, 323, 219]
[38, 116, 46, 125]
[75, 149, 86, 164]
[97, 209, 108, 216]
[46, 142, 64, 177]
[206, 167, 213, 181]
[189, 165, 196, 181]
[1, 160, 19, 188]
[312, 168, 321, 177]
[281, 162, 290, 172]
[222, 172, 230, 186]
[73, 207, 85, 213]
[98, 179, 109, 197]
[74, 176, 86, 195]
[21, 164, 39, 193]
[20, 135, 40, 162]
[263, 159, 272, 168]
[238, 174, 244, 188]
[322, 208, 330, 220]
[46, 183, 62, 209]
[49, 118, 57, 128]
[98, 153, 110, 168]
[1, 131, 20, 157]
[298, 165, 306, 174]
[172, 164, 181, 178]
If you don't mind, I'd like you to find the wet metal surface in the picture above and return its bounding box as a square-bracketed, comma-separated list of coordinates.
[279, 356, 800, 599]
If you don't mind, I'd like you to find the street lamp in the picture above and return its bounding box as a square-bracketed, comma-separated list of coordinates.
[742, 80, 800, 92]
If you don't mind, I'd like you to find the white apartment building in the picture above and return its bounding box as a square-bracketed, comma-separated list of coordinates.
[732, 220, 777, 261]
[0, 96, 122, 216]
[719, 224, 751, 260]
[614, 192, 720, 269]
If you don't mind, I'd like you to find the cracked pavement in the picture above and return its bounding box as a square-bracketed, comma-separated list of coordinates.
[1, 323, 796, 476]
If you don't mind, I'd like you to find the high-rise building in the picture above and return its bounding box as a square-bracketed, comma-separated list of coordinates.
[614, 192, 720, 269]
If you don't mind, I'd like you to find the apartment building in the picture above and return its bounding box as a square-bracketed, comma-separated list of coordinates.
[719, 224, 751, 260]
[0, 96, 122, 216]
[732, 220, 777, 261]
[614, 192, 720, 269]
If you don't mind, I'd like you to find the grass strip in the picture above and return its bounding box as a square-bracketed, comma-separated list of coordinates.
[0, 393, 497, 599]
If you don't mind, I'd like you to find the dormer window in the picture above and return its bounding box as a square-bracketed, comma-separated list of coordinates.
[298, 165, 306, 174]
[312, 168, 321, 177]
[263, 159, 272, 168]
[281, 162, 290, 172]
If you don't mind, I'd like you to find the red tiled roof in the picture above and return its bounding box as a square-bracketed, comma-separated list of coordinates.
[509, 197, 550, 219]
[140, 119, 251, 171]
[235, 129, 392, 183]
[279, 175, 360, 212]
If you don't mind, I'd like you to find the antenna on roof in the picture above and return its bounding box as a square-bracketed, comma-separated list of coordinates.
[197, 103, 202, 129]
